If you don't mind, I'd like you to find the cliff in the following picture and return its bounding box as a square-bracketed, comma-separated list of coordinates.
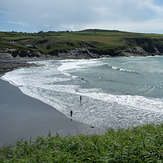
[0, 30, 163, 59]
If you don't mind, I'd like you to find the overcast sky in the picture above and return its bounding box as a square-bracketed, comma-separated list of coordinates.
[0, 0, 163, 33]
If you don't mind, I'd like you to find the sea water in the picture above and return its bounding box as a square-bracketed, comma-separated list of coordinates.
[2, 56, 163, 129]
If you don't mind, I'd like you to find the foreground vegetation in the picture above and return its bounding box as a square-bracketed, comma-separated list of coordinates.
[0, 29, 163, 58]
[0, 123, 162, 162]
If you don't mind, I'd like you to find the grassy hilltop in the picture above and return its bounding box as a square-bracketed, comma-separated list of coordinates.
[0, 29, 163, 58]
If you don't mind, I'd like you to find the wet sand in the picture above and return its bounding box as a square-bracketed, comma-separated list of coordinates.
[0, 79, 105, 146]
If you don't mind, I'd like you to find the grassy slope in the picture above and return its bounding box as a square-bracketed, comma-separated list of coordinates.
[0, 123, 162, 162]
[1, 29, 163, 56]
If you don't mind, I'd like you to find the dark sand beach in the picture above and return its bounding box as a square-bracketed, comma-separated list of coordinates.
[0, 79, 105, 146]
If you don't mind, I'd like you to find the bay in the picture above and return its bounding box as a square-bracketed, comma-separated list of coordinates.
[2, 56, 163, 129]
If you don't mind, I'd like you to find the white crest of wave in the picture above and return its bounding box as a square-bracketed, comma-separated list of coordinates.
[58, 59, 101, 72]
[78, 91, 163, 114]
[108, 64, 133, 73]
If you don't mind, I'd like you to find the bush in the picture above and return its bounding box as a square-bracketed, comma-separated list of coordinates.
[0, 123, 162, 162]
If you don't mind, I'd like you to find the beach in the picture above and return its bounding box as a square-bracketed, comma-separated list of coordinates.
[1, 56, 163, 146]
[0, 77, 105, 146]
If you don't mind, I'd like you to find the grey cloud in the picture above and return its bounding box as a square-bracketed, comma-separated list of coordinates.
[0, 0, 163, 32]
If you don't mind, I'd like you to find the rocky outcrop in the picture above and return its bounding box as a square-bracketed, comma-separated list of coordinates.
[11, 50, 41, 58]
[1, 40, 163, 60]
[118, 47, 148, 56]
[124, 38, 163, 55]
[0, 60, 37, 74]
[74, 46, 162, 58]
[0, 51, 14, 59]
[57, 48, 101, 59]
[118, 46, 162, 57]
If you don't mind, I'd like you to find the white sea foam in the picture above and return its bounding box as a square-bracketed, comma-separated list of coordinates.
[58, 59, 102, 72]
[1, 58, 163, 129]
[107, 64, 134, 73]
[77, 91, 163, 114]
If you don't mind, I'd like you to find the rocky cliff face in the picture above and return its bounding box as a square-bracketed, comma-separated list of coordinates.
[1, 38, 163, 59]
[11, 50, 41, 58]
[57, 48, 101, 59]
[117, 47, 150, 57]
[56, 46, 163, 59]
[123, 38, 163, 55]
[86, 38, 163, 57]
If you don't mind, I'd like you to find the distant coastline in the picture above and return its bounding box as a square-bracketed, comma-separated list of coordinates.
[1, 53, 163, 76]
[0, 29, 163, 61]
[1, 29, 163, 75]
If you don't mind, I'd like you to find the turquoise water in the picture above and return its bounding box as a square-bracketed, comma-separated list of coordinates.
[67, 56, 163, 98]
[2, 56, 163, 129]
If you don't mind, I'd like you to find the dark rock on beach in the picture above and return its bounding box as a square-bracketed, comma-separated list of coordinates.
[0, 52, 38, 74]
[0, 60, 36, 74]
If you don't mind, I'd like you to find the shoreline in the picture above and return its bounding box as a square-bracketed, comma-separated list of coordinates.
[0, 58, 45, 74]
[1, 56, 162, 145]
[0, 79, 105, 146]
[1, 53, 163, 74]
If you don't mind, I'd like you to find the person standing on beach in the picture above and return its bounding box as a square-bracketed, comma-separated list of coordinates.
[80, 95, 82, 103]
[70, 110, 73, 121]
[70, 110, 73, 117]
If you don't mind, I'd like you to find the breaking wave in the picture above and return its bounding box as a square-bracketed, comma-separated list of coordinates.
[1, 57, 163, 129]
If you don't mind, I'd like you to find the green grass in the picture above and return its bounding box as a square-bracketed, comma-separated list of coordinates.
[1, 29, 163, 57]
[0, 123, 162, 162]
